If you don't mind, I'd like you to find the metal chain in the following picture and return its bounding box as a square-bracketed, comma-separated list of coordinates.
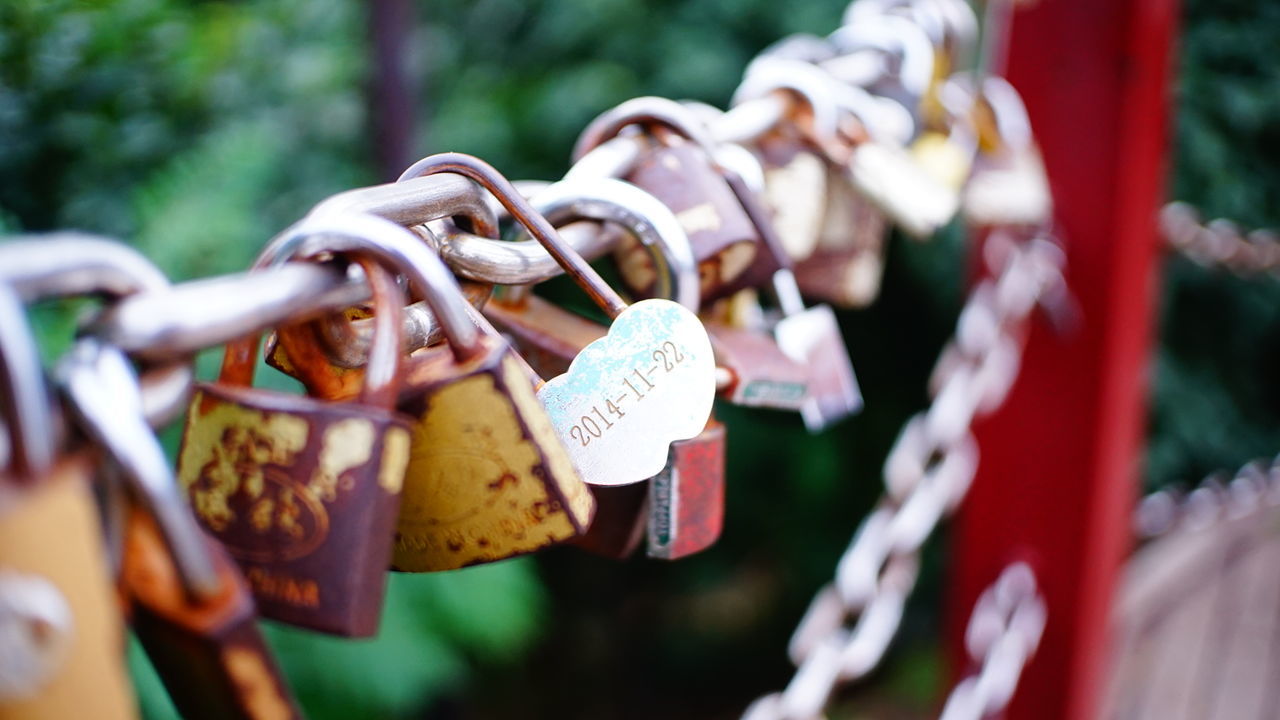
[1133, 453, 1280, 542]
[742, 229, 1067, 720]
[936, 563, 1046, 720]
[1161, 202, 1280, 276]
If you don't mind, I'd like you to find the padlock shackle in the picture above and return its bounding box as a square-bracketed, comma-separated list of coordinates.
[572, 96, 721, 165]
[0, 283, 55, 479]
[259, 256, 406, 408]
[398, 153, 629, 319]
[253, 213, 487, 364]
[511, 178, 701, 311]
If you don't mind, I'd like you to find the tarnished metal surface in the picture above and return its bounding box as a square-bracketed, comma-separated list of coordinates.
[391, 340, 594, 571]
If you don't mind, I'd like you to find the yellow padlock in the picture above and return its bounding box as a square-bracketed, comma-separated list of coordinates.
[0, 284, 136, 720]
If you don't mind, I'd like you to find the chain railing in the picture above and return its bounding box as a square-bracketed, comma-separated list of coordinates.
[1161, 202, 1280, 276]
[1133, 453, 1280, 542]
[742, 229, 1066, 720]
[937, 563, 1046, 720]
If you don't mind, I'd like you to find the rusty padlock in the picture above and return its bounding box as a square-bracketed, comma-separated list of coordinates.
[575, 97, 786, 304]
[177, 241, 412, 636]
[121, 506, 301, 720]
[794, 157, 891, 308]
[259, 208, 594, 572]
[646, 417, 726, 560]
[0, 283, 137, 720]
[55, 334, 298, 720]
[733, 57, 893, 308]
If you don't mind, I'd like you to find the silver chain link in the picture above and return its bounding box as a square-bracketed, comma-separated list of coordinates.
[1161, 202, 1280, 276]
[1133, 453, 1280, 541]
[742, 229, 1067, 720]
[936, 563, 1046, 720]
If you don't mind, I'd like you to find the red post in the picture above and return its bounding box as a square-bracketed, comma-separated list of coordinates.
[947, 1, 1178, 719]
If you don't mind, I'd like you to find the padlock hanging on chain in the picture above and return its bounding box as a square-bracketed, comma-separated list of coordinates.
[258, 207, 595, 574]
[178, 226, 415, 637]
[474, 176, 728, 560]
[0, 280, 138, 720]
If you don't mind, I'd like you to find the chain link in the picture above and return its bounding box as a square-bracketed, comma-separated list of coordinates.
[936, 563, 1046, 720]
[743, 229, 1067, 720]
[1161, 202, 1280, 276]
[1133, 453, 1280, 541]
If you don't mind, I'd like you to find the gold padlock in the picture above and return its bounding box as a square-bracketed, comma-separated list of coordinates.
[0, 283, 137, 720]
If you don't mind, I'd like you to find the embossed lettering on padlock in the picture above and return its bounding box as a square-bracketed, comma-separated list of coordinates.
[179, 251, 411, 637]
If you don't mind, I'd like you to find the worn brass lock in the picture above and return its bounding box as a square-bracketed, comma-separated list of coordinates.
[178, 236, 413, 637]
[0, 284, 137, 720]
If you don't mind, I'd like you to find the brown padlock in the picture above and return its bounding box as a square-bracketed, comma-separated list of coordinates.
[256, 207, 594, 572]
[0, 284, 138, 720]
[575, 97, 788, 304]
[178, 247, 412, 636]
[122, 506, 301, 720]
[793, 161, 891, 309]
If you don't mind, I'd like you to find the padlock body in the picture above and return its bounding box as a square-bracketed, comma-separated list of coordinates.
[178, 387, 410, 637]
[483, 296, 606, 380]
[758, 138, 828, 263]
[773, 304, 863, 432]
[647, 420, 726, 559]
[124, 511, 301, 720]
[706, 322, 809, 410]
[571, 482, 649, 559]
[621, 139, 762, 304]
[0, 454, 137, 720]
[392, 335, 595, 571]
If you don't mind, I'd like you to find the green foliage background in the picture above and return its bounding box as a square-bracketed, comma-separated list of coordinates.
[1, 0, 1276, 718]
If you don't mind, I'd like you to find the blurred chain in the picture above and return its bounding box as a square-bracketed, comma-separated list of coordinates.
[1133, 453, 1280, 542]
[937, 563, 1046, 720]
[742, 229, 1067, 720]
[1161, 202, 1280, 276]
